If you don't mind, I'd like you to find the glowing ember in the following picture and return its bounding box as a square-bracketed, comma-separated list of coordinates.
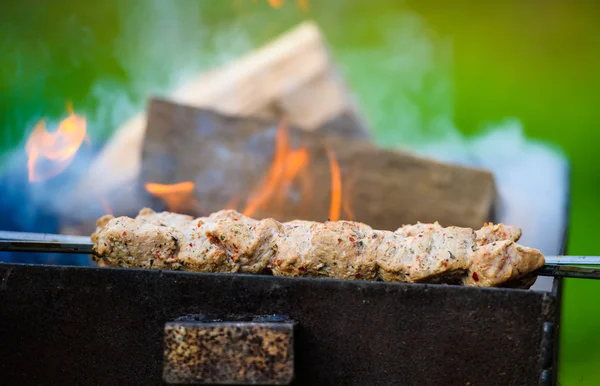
[145, 181, 196, 213]
[25, 102, 87, 182]
[242, 119, 311, 217]
[326, 148, 342, 221]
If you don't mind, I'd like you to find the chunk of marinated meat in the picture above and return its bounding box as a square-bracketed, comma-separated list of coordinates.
[205, 214, 282, 274]
[206, 209, 258, 224]
[272, 220, 377, 280]
[92, 208, 239, 273]
[475, 223, 522, 246]
[463, 240, 545, 287]
[170, 222, 238, 274]
[270, 220, 315, 276]
[395, 222, 442, 238]
[92, 216, 181, 269]
[378, 227, 475, 283]
[136, 208, 194, 228]
[368, 230, 411, 282]
[94, 214, 115, 232]
[397, 222, 522, 246]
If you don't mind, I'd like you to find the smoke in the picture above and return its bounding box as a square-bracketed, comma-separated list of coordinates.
[331, 6, 569, 279]
[66, 1, 256, 222]
[418, 120, 569, 256]
[87, 0, 253, 142]
[331, 10, 455, 148]
[0, 1, 256, 264]
[1, 2, 568, 283]
[16, 0, 255, 206]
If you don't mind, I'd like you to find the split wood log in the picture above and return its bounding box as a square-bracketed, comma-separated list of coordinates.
[140, 98, 497, 230]
[70, 21, 370, 215]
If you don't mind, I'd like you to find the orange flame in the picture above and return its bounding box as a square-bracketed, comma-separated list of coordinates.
[25, 103, 87, 182]
[342, 176, 355, 221]
[225, 196, 242, 210]
[326, 148, 342, 221]
[242, 121, 289, 217]
[276, 147, 309, 210]
[242, 119, 311, 217]
[264, 0, 309, 9]
[297, 0, 309, 10]
[96, 193, 114, 216]
[297, 163, 314, 218]
[242, 120, 350, 222]
[282, 148, 309, 184]
[145, 181, 197, 213]
[268, 0, 284, 7]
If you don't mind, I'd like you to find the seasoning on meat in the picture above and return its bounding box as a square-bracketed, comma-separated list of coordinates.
[93, 210, 237, 273]
[474, 222, 522, 246]
[270, 220, 378, 280]
[396, 222, 522, 246]
[377, 227, 475, 284]
[205, 214, 282, 274]
[92, 208, 545, 288]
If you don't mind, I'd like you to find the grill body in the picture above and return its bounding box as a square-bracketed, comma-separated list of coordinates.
[0, 263, 558, 386]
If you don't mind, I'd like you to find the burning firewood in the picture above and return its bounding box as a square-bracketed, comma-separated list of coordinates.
[91, 208, 544, 288]
[64, 21, 496, 238]
[140, 98, 496, 230]
[70, 21, 370, 219]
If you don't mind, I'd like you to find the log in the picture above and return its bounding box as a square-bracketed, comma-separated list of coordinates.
[140, 99, 496, 230]
[69, 21, 370, 215]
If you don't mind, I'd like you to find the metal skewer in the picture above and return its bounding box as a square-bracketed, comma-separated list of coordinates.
[0, 230, 92, 244]
[0, 239, 95, 254]
[536, 265, 600, 280]
[1, 230, 600, 280]
[0, 231, 95, 254]
[544, 256, 600, 265]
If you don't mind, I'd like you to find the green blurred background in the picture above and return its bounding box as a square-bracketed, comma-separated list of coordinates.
[2, 0, 599, 383]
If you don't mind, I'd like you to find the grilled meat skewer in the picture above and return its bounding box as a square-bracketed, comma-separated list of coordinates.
[91, 208, 544, 288]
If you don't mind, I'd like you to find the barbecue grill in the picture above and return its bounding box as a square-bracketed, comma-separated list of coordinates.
[0, 239, 568, 385]
[0, 261, 561, 386]
[0, 170, 572, 386]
